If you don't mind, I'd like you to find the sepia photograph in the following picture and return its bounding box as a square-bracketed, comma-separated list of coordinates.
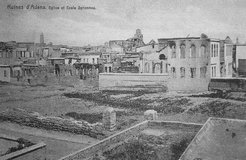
[1, 0, 246, 159]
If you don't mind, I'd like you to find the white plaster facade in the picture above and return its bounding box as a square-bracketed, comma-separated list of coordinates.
[79, 53, 100, 64]
[210, 41, 220, 78]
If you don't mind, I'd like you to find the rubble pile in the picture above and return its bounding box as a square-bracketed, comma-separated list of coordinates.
[0, 108, 105, 138]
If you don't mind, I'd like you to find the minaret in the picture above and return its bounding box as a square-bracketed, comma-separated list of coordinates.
[40, 32, 44, 45]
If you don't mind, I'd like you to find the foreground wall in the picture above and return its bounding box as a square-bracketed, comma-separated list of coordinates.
[99, 73, 169, 91]
[1, 142, 46, 160]
[99, 73, 210, 92]
[59, 121, 203, 160]
[179, 117, 246, 160]
[168, 77, 210, 91]
[59, 121, 149, 160]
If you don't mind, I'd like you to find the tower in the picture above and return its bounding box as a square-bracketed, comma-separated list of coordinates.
[134, 29, 143, 40]
[40, 32, 44, 44]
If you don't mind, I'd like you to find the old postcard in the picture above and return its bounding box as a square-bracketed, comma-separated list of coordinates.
[0, 0, 246, 159]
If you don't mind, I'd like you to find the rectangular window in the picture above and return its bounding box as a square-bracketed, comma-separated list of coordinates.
[0, 52, 2, 58]
[211, 44, 214, 57]
[180, 45, 186, 58]
[190, 45, 196, 58]
[215, 44, 217, 57]
[4, 70, 7, 77]
[190, 68, 196, 78]
[214, 66, 216, 77]
[180, 67, 185, 78]
[211, 66, 217, 77]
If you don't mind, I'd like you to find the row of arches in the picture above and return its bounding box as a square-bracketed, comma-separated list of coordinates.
[171, 44, 207, 59]
[144, 62, 166, 73]
[170, 66, 207, 78]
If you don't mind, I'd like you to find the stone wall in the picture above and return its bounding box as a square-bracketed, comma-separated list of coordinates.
[0, 108, 105, 138]
[99, 73, 169, 92]
[59, 121, 203, 160]
[99, 72, 210, 92]
[147, 121, 203, 131]
[179, 117, 246, 160]
[59, 121, 149, 160]
[1, 142, 46, 160]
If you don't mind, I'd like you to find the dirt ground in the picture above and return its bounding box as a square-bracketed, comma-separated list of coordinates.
[1, 77, 246, 126]
[1, 77, 246, 159]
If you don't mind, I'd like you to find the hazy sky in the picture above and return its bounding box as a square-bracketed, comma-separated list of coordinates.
[1, 0, 246, 46]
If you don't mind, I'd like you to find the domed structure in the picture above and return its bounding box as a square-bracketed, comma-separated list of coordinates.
[134, 29, 143, 40]
[200, 33, 208, 39]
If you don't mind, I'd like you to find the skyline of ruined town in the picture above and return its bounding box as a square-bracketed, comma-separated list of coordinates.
[2, 0, 246, 46]
[1, 1, 246, 159]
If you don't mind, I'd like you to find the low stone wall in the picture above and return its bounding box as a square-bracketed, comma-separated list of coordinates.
[99, 73, 169, 91]
[59, 120, 203, 160]
[147, 120, 203, 130]
[59, 121, 149, 160]
[1, 142, 46, 160]
[99, 73, 210, 92]
[0, 108, 105, 138]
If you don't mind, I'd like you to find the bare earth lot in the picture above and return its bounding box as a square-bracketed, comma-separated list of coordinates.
[1, 77, 246, 159]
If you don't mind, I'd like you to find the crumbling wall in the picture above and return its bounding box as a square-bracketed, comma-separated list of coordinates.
[0, 108, 105, 139]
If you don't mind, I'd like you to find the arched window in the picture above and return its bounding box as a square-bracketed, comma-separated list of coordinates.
[109, 66, 112, 72]
[190, 44, 196, 58]
[145, 62, 150, 73]
[180, 67, 185, 78]
[180, 44, 186, 58]
[105, 67, 108, 73]
[200, 45, 206, 57]
[190, 68, 196, 78]
[171, 67, 176, 78]
[171, 46, 176, 58]
[159, 54, 166, 60]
